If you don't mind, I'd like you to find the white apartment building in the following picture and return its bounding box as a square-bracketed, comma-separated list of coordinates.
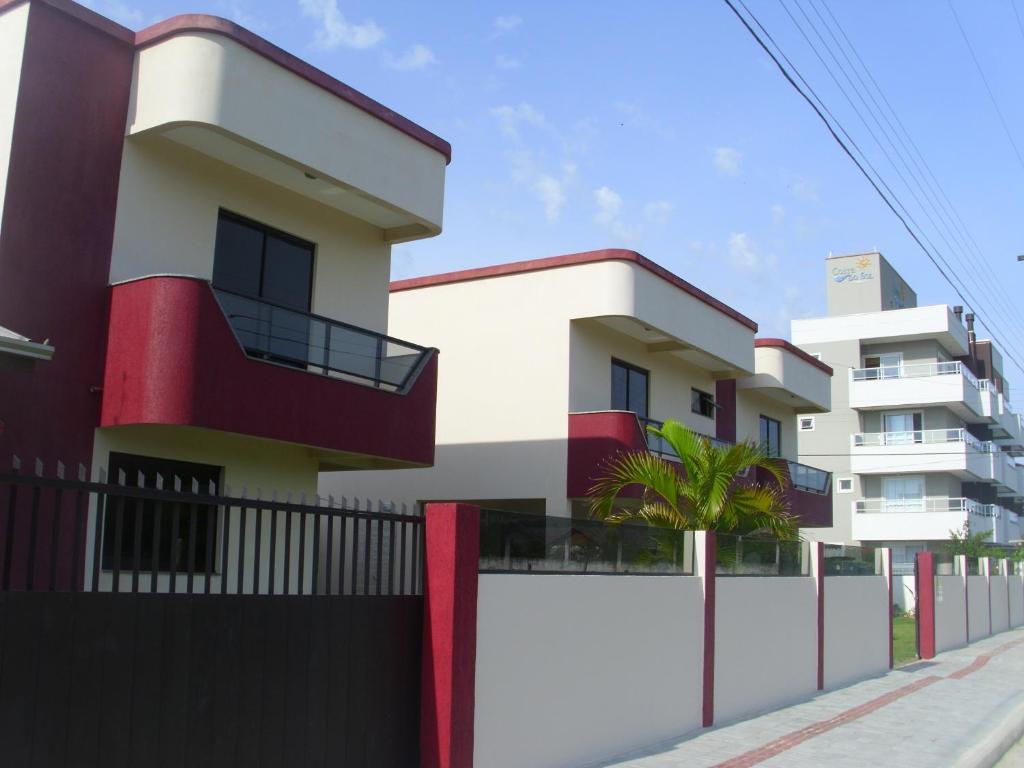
[793, 252, 1023, 574]
[327, 249, 834, 526]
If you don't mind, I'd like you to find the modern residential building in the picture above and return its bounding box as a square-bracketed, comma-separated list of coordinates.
[793, 252, 1023, 573]
[328, 249, 834, 527]
[0, 0, 448, 572]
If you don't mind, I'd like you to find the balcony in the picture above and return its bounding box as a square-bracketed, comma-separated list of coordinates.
[848, 361, 985, 421]
[989, 388, 1024, 448]
[851, 497, 1011, 542]
[850, 428, 992, 479]
[100, 276, 438, 469]
[566, 412, 831, 527]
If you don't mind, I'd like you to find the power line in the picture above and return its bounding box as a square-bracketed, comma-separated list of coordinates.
[947, 0, 1024, 173]
[805, 0, 1024, 350]
[721, 0, 1024, 380]
[1011, 0, 1024, 47]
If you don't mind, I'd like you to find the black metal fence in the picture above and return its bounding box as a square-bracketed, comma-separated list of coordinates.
[0, 459, 424, 596]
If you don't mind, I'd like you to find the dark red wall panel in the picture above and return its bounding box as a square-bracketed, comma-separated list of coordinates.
[0, 0, 134, 470]
[101, 277, 437, 467]
[566, 411, 649, 499]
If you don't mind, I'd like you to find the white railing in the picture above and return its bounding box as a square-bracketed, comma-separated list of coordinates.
[854, 497, 980, 514]
[850, 360, 978, 388]
[852, 428, 987, 449]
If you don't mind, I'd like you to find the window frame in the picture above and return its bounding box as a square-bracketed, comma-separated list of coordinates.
[100, 452, 224, 574]
[611, 358, 650, 419]
[836, 477, 854, 494]
[759, 414, 782, 458]
[799, 416, 815, 432]
[691, 387, 716, 420]
[213, 208, 317, 312]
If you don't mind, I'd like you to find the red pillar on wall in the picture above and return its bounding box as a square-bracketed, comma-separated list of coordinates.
[915, 552, 936, 660]
[714, 380, 737, 443]
[421, 503, 480, 768]
[700, 531, 717, 727]
[815, 542, 825, 690]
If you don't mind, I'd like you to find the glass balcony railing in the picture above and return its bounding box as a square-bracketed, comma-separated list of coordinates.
[850, 360, 979, 388]
[213, 287, 430, 392]
[852, 428, 991, 450]
[787, 460, 831, 494]
[637, 417, 731, 459]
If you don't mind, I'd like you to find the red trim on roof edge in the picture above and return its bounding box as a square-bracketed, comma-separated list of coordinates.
[755, 337, 833, 375]
[390, 249, 759, 331]
[0, 0, 451, 165]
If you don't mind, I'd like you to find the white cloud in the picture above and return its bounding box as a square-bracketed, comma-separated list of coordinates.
[226, 2, 268, 31]
[593, 186, 638, 241]
[493, 15, 523, 34]
[644, 200, 674, 225]
[535, 175, 567, 222]
[495, 54, 521, 70]
[728, 233, 759, 271]
[790, 176, 819, 202]
[490, 102, 547, 141]
[386, 44, 436, 71]
[299, 0, 385, 50]
[771, 203, 786, 225]
[713, 146, 742, 176]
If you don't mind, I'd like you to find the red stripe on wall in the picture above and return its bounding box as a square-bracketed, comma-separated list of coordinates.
[702, 532, 717, 727]
[816, 542, 824, 690]
[916, 552, 936, 660]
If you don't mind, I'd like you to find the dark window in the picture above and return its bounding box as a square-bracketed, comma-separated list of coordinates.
[213, 210, 315, 311]
[611, 359, 649, 418]
[760, 415, 782, 457]
[101, 452, 223, 573]
[691, 388, 716, 419]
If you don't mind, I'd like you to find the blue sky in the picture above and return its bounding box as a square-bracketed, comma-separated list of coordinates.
[87, 0, 1024, 366]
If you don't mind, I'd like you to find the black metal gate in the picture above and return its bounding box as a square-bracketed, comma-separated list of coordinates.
[0, 465, 424, 767]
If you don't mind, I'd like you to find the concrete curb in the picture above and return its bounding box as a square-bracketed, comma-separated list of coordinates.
[952, 690, 1024, 768]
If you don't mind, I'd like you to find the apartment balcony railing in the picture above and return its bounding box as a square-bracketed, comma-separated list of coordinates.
[852, 427, 988, 449]
[638, 417, 732, 459]
[854, 497, 980, 515]
[850, 360, 978, 387]
[851, 496, 1015, 542]
[214, 287, 430, 393]
[848, 361, 985, 421]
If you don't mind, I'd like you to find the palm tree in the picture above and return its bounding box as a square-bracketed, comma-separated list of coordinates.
[588, 419, 797, 539]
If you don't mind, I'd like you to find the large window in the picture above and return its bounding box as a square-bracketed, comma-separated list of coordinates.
[691, 388, 716, 419]
[759, 415, 782, 457]
[883, 411, 923, 444]
[101, 452, 223, 573]
[611, 359, 649, 418]
[213, 210, 315, 310]
[213, 211, 316, 366]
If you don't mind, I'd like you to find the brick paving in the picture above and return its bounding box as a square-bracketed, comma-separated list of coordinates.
[599, 628, 1024, 768]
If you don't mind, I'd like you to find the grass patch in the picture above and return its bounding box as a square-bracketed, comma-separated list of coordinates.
[892, 615, 918, 667]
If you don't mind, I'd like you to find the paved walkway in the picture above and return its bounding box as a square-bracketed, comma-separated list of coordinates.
[599, 628, 1024, 768]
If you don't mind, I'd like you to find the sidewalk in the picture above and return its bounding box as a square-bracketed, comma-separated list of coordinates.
[599, 628, 1024, 768]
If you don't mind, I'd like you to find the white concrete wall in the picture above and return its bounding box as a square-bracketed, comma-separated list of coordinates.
[110, 137, 392, 335]
[823, 576, 889, 689]
[1010, 574, 1024, 628]
[935, 574, 967, 653]
[967, 575, 989, 642]
[714, 577, 817, 723]
[473, 574, 704, 768]
[893, 574, 916, 612]
[0, 1, 29, 240]
[737, 346, 831, 414]
[991, 575, 1009, 634]
[128, 32, 446, 233]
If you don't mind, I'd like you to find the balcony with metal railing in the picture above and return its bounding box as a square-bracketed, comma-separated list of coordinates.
[850, 428, 993, 479]
[848, 361, 985, 421]
[100, 276, 439, 469]
[852, 496, 998, 541]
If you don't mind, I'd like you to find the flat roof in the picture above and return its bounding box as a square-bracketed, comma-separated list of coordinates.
[390, 249, 759, 331]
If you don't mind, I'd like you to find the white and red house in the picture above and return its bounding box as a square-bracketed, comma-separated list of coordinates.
[0, 0, 450, 494]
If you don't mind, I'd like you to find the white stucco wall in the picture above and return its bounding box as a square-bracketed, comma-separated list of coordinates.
[474, 574, 704, 768]
[735, 389, 800, 461]
[967, 575, 990, 642]
[823, 576, 889, 689]
[714, 577, 817, 723]
[109, 137, 392, 334]
[1010, 575, 1023, 628]
[935, 575, 967, 652]
[128, 32, 446, 233]
[991, 575, 1009, 634]
[0, 1, 29, 239]
[737, 346, 831, 414]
